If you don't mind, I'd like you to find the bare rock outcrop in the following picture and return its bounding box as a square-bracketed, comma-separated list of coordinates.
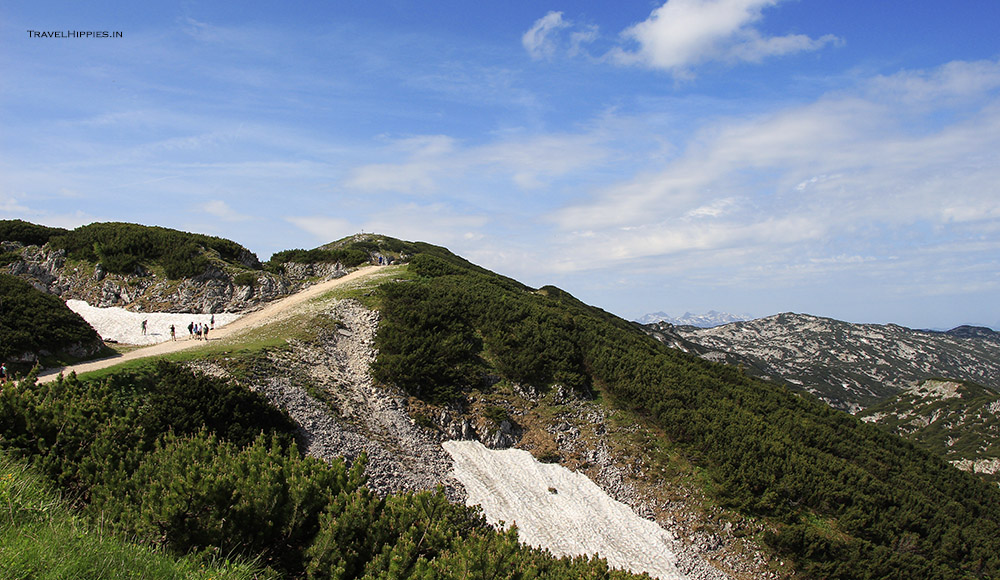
[191, 299, 466, 501]
[4, 242, 296, 313]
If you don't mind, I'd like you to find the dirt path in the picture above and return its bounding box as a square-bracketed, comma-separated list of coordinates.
[37, 266, 382, 383]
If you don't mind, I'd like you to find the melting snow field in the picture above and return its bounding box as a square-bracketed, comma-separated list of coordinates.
[443, 440, 684, 580]
[67, 300, 241, 345]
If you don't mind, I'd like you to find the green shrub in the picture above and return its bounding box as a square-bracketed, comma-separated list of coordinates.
[372, 281, 484, 403]
[94, 431, 361, 575]
[233, 272, 256, 287]
[0, 350, 661, 580]
[0, 273, 104, 365]
[133, 361, 297, 448]
[266, 247, 369, 268]
[45, 222, 260, 279]
[0, 452, 265, 580]
[482, 405, 510, 425]
[0, 362, 297, 495]
[0, 219, 69, 246]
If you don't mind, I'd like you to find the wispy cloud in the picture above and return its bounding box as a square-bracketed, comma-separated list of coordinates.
[284, 216, 357, 243]
[522, 11, 600, 62]
[286, 203, 489, 249]
[343, 132, 608, 195]
[544, 59, 1000, 285]
[608, 0, 840, 75]
[0, 194, 30, 215]
[522, 12, 572, 60]
[199, 200, 253, 222]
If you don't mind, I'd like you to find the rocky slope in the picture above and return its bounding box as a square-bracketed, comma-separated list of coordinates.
[185, 297, 785, 580]
[644, 313, 1000, 412]
[188, 299, 465, 500]
[859, 379, 1000, 484]
[2, 241, 353, 314]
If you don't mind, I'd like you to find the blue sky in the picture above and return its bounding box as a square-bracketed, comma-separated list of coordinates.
[3, 1, 999, 329]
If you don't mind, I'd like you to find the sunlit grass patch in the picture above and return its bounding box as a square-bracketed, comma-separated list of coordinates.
[0, 454, 266, 580]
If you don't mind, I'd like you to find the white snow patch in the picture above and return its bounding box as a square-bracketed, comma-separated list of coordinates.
[443, 440, 684, 580]
[67, 300, 241, 345]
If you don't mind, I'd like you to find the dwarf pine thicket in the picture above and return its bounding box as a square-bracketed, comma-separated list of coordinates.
[265, 247, 370, 272]
[3, 224, 1000, 578]
[0, 362, 646, 579]
[0, 273, 109, 368]
[0, 220, 260, 279]
[372, 247, 1000, 580]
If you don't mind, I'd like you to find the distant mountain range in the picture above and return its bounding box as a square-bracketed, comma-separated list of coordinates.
[641, 313, 1000, 483]
[642, 313, 1000, 413]
[635, 310, 752, 328]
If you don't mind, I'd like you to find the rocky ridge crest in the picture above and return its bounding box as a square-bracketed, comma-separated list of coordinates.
[645, 313, 1000, 412]
[3, 241, 354, 314]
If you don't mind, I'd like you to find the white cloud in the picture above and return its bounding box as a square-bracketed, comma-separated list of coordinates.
[0, 194, 30, 215]
[363, 203, 489, 247]
[346, 162, 441, 193]
[285, 216, 356, 243]
[545, 59, 1000, 283]
[523, 11, 571, 60]
[870, 59, 1000, 100]
[569, 25, 600, 57]
[0, 190, 98, 229]
[199, 200, 253, 222]
[286, 203, 489, 252]
[609, 0, 840, 75]
[684, 197, 737, 219]
[345, 135, 457, 193]
[343, 132, 608, 194]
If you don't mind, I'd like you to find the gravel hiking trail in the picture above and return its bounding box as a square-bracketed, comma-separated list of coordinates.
[37, 266, 381, 383]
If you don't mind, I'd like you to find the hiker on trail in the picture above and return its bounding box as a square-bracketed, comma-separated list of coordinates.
[188, 321, 194, 337]
[0, 362, 7, 385]
[170, 325, 176, 341]
[210, 314, 215, 330]
[141, 320, 147, 335]
[203, 325, 210, 341]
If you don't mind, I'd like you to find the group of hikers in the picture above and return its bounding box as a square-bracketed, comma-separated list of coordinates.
[185, 318, 213, 341]
[141, 314, 216, 341]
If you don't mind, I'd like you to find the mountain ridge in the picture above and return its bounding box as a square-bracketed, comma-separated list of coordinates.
[858, 379, 1000, 484]
[5, 222, 1000, 579]
[636, 310, 752, 328]
[643, 312, 1000, 412]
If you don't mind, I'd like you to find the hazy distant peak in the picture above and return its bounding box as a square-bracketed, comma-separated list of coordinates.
[636, 310, 752, 328]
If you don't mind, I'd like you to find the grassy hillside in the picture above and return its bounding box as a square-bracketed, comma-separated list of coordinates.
[0, 273, 109, 370]
[369, 243, 1000, 580]
[0, 451, 259, 580]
